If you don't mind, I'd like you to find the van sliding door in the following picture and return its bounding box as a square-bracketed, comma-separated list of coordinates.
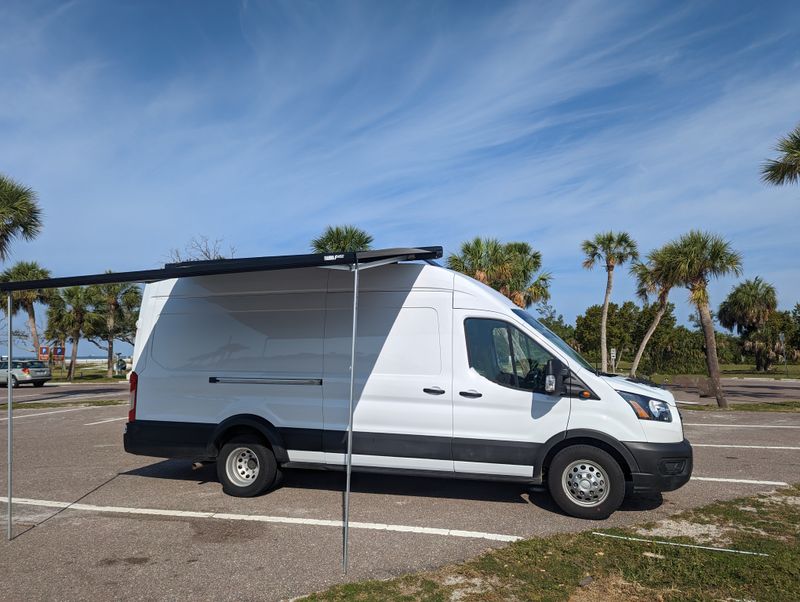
[322, 284, 454, 472]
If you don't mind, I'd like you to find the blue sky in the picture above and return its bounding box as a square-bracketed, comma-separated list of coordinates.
[1, 0, 799, 355]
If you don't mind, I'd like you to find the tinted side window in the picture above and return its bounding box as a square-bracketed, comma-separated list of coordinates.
[509, 327, 555, 392]
[464, 319, 516, 387]
[465, 318, 554, 392]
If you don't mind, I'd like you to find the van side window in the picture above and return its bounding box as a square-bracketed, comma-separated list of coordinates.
[464, 318, 555, 392]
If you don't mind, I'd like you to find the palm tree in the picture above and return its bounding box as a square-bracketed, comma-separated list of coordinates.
[0, 261, 52, 354]
[629, 248, 676, 378]
[446, 237, 508, 286]
[86, 277, 142, 377]
[661, 231, 743, 408]
[581, 231, 639, 372]
[762, 123, 800, 186]
[447, 238, 551, 308]
[311, 225, 373, 253]
[0, 174, 43, 261]
[499, 242, 551, 307]
[45, 287, 96, 382]
[718, 277, 777, 371]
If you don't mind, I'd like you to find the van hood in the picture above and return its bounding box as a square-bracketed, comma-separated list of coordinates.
[599, 375, 676, 406]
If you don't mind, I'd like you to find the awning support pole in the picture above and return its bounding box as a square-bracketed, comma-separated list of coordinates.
[342, 262, 359, 571]
[6, 293, 12, 541]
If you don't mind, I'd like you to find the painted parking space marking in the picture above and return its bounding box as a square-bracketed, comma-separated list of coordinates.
[0, 497, 523, 542]
[685, 422, 800, 429]
[84, 417, 127, 426]
[693, 444, 800, 451]
[691, 477, 789, 486]
[591, 532, 769, 557]
[0, 406, 102, 421]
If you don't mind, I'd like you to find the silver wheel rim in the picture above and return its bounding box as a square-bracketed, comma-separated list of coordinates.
[225, 447, 260, 487]
[562, 459, 610, 507]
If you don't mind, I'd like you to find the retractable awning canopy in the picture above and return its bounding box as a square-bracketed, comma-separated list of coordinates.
[3, 243, 443, 562]
[0, 246, 443, 292]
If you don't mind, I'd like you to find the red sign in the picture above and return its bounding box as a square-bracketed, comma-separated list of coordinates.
[38, 345, 49, 361]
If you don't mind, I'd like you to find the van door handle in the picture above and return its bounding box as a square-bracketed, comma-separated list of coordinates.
[459, 390, 482, 399]
[423, 387, 446, 395]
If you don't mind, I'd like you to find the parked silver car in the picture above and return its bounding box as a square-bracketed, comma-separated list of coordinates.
[0, 360, 51, 388]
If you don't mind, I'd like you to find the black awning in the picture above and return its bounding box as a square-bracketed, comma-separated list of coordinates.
[0, 246, 443, 292]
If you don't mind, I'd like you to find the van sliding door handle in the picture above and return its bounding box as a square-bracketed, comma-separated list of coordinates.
[423, 387, 446, 395]
[459, 390, 482, 399]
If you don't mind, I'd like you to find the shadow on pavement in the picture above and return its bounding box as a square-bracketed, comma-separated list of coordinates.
[123, 459, 665, 512]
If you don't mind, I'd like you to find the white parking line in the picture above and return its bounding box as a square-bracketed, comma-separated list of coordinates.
[684, 423, 800, 429]
[693, 444, 800, 451]
[0, 407, 101, 421]
[0, 497, 522, 542]
[591, 532, 769, 557]
[84, 417, 127, 426]
[692, 477, 789, 486]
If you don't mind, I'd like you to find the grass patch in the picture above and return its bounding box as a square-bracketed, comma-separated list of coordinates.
[0, 399, 126, 411]
[303, 485, 800, 601]
[682, 400, 800, 413]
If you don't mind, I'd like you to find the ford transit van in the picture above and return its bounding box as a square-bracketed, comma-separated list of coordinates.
[124, 261, 691, 519]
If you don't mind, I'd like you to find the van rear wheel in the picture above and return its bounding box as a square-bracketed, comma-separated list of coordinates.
[547, 445, 625, 520]
[217, 435, 278, 497]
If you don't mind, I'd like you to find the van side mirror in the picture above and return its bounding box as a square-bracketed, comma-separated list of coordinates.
[544, 359, 566, 395]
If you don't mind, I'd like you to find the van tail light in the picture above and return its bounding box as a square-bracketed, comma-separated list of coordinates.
[128, 371, 138, 422]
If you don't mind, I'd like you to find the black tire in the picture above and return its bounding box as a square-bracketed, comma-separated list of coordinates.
[33, 382, 46, 387]
[216, 435, 279, 497]
[11, 376, 18, 389]
[547, 445, 625, 520]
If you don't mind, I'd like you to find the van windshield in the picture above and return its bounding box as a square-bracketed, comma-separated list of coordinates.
[512, 309, 594, 372]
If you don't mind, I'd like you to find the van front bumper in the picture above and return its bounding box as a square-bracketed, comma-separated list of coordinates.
[622, 439, 693, 494]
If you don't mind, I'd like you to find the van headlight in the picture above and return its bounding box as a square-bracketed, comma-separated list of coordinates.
[617, 391, 672, 422]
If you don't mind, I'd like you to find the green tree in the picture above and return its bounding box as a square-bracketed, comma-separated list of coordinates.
[0, 261, 52, 353]
[86, 277, 142, 377]
[581, 231, 639, 372]
[628, 248, 678, 377]
[661, 231, 743, 408]
[762, 123, 800, 186]
[0, 174, 43, 261]
[790, 303, 800, 357]
[718, 277, 779, 371]
[45, 287, 97, 381]
[311, 225, 373, 253]
[575, 301, 641, 368]
[536, 303, 577, 348]
[447, 237, 551, 308]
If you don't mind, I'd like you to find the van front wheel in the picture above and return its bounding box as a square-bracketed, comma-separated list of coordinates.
[547, 445, 625, 520]
[217, 436, 278, 497]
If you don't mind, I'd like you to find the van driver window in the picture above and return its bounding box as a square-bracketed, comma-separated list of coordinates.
[464, 318, 555, 392]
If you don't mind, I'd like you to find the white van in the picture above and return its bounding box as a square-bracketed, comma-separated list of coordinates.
[124, 260, 691, 519]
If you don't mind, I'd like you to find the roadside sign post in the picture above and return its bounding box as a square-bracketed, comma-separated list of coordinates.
[610, 347, 617, 372]
[53, 345, 65, 379]
[779, 333, 789, 377]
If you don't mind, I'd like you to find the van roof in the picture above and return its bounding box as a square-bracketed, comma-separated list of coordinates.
[0, 246, 443, 292]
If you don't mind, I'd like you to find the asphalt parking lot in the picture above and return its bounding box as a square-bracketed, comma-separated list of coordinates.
[3, 381, 129, 404]
[1, 402, 799, 601]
